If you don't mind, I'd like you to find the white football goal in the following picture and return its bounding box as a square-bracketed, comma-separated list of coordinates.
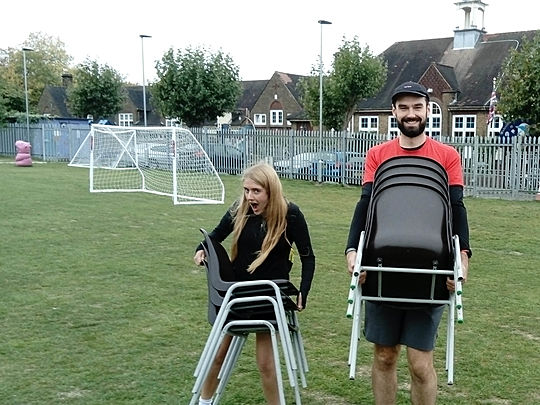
[69, 124, 224, 205]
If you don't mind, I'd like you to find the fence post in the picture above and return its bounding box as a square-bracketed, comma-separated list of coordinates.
[472, 135, 479, 198]
[340, 131, 346, 185]
[512, 136, 523, 199]
[41, 124, 46, 161]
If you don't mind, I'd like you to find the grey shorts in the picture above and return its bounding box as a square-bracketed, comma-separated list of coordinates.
[364, 302, 445, 351]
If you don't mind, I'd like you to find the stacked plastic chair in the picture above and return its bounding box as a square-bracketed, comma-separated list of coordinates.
[190, 229, 308, 404]
[346, 156, 464, 384]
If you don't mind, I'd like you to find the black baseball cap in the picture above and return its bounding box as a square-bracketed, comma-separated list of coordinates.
[391, 81, 430, 104]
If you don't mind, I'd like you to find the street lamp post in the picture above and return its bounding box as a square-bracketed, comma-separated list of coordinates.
[139, 34, 152, 126]
[318, 20, 332, 148]
[22, 47, 34, 141]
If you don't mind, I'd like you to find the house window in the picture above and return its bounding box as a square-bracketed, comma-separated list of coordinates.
[426, 102, 442, 137]
[118, 113, 133, 126]
[359, 116, 378, 133]
[270, 110, 283, 126]
[387, 116, 398, 138]
[488, 115, 503, 136]
[166, 118, 180, 127]
[254, 114, 266, 125]
[453, 115, 476, 137]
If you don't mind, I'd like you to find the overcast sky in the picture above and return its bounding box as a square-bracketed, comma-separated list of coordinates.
[2, 0, 538, 84]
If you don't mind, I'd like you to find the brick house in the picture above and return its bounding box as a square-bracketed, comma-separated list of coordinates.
[38, 71, 309, 130]
[229, 71, 310, 131]
[352, 0, 539, 137]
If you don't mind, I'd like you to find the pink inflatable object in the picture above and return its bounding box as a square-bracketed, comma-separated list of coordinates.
[15, 140, 33, 166]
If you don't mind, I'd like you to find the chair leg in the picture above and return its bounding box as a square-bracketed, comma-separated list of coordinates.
[191, 308, 235, 399]
[288, 311, 308, 388]
[220, 320, 287, 405]
[291, 330, 307, 388]
[290, 311, 309, 372]
[447, 297, 455, 385]
[348, 290, 362, 380]
[214, 335, 248, 405]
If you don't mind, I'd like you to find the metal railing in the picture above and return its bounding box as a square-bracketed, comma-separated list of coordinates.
[1, 124, 539, 200]
[190, 128, 540, 200]
[0, 122, 90, 162]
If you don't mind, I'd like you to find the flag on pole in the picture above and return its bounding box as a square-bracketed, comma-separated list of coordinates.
[487, 77, 497, 125]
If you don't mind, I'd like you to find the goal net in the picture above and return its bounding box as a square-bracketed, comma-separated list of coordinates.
[69, 124, 224, 205]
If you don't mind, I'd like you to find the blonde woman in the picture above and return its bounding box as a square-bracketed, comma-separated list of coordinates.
[193, 162, 315, 405]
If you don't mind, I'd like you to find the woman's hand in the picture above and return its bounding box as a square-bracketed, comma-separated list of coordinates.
[193, 249, 206, 266]
[296, 293, 304, 311]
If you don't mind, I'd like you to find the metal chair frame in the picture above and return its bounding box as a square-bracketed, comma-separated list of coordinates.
[190, 229, 308, 404]
[346, 156, 464, 385]
[347, 232, 463, 384]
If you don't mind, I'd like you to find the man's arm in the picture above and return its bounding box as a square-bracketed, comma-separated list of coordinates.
[345, 183, 372, 277]
[447, 185, 470, 291]
[449, 185, 472, 258]
[346, 183, 373, 252]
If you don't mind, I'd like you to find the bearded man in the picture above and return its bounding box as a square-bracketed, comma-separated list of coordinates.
[345, 81, 471, 405]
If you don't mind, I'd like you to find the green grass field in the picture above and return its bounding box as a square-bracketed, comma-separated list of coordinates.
[1, 162, 539, 404]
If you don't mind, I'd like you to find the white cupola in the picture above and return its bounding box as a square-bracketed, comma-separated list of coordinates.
[453, 0, 488, 49]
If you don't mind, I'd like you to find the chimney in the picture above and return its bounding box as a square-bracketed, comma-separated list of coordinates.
[62, 73, 73, 87]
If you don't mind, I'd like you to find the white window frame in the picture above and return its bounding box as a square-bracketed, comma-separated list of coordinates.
[118, 113, 133, 127]
[453, 115, 476, 137]
[387, 116, 398, 138]
[254, 114, 266, 125]
[165, 118, 181, 127]
[487, 114, 504, 136]
[270, 110, 283, 126]
[359, 116, 378, 133]
[426, 102, 442, 137]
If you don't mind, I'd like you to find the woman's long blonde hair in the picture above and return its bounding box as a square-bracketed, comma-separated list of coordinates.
[230, 162, 288, 273]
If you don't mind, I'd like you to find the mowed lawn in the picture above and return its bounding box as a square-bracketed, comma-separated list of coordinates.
[0, 161, 539, 405]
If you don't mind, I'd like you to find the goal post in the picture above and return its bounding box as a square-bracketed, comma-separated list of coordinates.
[69, 124, 224, 205]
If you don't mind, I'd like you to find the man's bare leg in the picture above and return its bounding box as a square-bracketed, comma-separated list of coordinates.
[372, 344, 401, 405]
[407, 347, 437, 405]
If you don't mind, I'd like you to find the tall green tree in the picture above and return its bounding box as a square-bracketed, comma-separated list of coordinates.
[68, 59, 124, 121]
[0, 81, 9, 123]
[0, 32, 72, 115]
[497, 32, 540, 134]
[152, 46, 241, 127]
[300, 37, 387, 130]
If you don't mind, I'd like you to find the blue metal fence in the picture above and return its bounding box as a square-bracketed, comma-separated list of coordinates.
[0, 122, 90, 162]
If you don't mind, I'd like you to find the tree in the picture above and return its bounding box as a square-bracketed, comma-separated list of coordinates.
[68, 59, 124, 121]
[0, 32, 72, 114]
[0, 81, 9, 123]
[497, 32, 540, 134]
[300, 37, 387, 130]
[152, 46, 241, 127]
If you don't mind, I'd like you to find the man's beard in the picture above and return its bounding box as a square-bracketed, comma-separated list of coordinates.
[397, 118, 426, 138]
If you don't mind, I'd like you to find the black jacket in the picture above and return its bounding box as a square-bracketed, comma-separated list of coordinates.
[202, 202, 316, 306]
